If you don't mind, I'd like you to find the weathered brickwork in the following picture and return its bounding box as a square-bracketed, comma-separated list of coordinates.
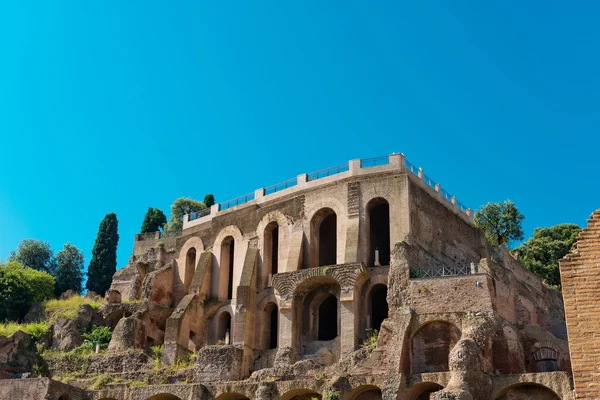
[560, 209, 600, 399]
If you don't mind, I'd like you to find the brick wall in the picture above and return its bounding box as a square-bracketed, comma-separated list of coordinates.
[559, 209, 600, 399]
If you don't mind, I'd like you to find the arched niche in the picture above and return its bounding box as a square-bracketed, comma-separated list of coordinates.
[310, 208, 337, 267]
[366, 197, 390, 267]
[411, 321, 461, 374]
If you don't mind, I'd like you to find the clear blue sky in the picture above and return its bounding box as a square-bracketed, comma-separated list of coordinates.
[1, 1, 598, 271]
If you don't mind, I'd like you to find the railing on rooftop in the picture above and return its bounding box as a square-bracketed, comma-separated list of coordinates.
[410, 263, 480, 278]
[182, 153, 472, 227]
[361, 156, 389, 168]
[307, 162, 349, 181]
[189, 207, 211, 221]
[220, 192, 255, 211]
[161, 229, 182, 238]
[265, 177, 297, 195]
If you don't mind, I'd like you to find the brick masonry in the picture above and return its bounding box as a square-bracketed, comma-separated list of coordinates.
[559, 209, 600, 399]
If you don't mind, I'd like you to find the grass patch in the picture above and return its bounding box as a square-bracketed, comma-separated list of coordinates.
[89, 373, 113, 390]
[164, 351, 198, 372]
[129, 379, 148, 387]
[44, 296, 104, 323]
[361, 329, 378, 348]
[0, 321, 50, 340]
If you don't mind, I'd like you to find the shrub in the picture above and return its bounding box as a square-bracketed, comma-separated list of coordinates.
[324, 390, 340, 400]
[83, 325, 112, 350]
[89, 373, 112, 390]
[0, 261, 54, 321]
[361, 329, 378, 348]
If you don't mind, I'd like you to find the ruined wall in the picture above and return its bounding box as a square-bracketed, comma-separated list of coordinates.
[559, 209, 600, 399]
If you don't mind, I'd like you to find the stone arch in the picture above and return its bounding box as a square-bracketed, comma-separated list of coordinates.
[405, 382, 444, 400]
[214, 393, 250, 400]
[367, 283, 388, 333]
[212, 226, 244, 300]
[305, 197, 346, 268]
[411, 321, 461, 374]
[209, 305, 234, 345]
[258, 301, 279, 350]
[529, 341, 559, 373]
[348, 385, 383, 400]
[257, 211, 290, 282]
[493, 383, 560, 400]
[310, 207, 338, 267]
[175, 236, 205, 304]
[280, 389, 322, 400]
[147, 395, 183, 400]
[293, 276, 341, 362]
[366, 197, 390, 267]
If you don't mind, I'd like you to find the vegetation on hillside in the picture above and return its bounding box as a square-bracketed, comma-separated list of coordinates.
[0, 261, 55, 321]
[474, 200, 524, 247]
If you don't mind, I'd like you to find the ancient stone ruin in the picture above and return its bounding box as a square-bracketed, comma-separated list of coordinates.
[0, 154, 579, 399]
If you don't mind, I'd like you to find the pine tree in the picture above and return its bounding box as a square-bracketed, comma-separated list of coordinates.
[55, 242, 85, 296]
[86, 213, 119, 295]
[140, 207, 167, 234]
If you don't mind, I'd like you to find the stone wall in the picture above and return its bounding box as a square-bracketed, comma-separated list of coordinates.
[559, 209, 600, 399]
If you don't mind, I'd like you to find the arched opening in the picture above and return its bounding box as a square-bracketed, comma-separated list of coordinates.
[533, 347, 558, 372]
[217, 311, 232, 344]
[269, 306, 278, 349]
[368, 199, 390, 266]
[184, 247, 196, 295]
[280, 389, 322, 400]
[495, 384, 560, 400]
[214, 393, 250, 400]
[263, 222, 279, 287]
[147, 395, 183, 400]
[411, 321, 461, 374]
[220, 236, 235, 300]
[349, 385, 383, 400]
[369, 284, 388, 332]
[318, 295, 338, 341]
[310, 208, 337, 267]
[406, 383, 444, 400]
[261, 302, 279, 350]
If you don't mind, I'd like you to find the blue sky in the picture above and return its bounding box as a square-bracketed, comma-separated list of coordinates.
[0, 1, 598, 270]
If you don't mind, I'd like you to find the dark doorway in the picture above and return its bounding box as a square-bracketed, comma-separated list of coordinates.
[318, 295, 337, 340]
[269, 306, 278, 349]
[370, 285, 388, 332]
[227, 240, 235, 299]
[271, 226, 279, 274]
[218, 311, 232, 343]
[369, 200, 390, 266]
[319, 213, 337, 266]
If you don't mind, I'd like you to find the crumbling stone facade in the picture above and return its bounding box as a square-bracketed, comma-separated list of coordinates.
[559, 210, 600, 399]
[1, 154, 576, 399]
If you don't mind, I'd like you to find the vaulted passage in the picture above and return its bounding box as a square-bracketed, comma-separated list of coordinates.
[217, 311, 232, 344]
[495, 384, 560, 400]
[368, 198, 390, 266]
[370, 284, 388, 332]
[318, 295, 338, 341]
[220, 236, 235, 300]
[319, 213, 337, 266]
[184, 247, 196, 295]
[269, 306, 278, 349]
[263, 222, 279, 286]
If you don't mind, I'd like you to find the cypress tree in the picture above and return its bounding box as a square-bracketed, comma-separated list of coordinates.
[86, 213, 119, 295]
[203, 193, 215, 208]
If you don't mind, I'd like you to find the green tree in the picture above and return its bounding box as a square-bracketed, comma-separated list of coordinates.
[516, 223, 581, 287]
[474, 200, 524, 247]
[0, 261, 54, 321]
[203, 193, 216, 208]
[8, 239, 56, 275]
[169, 198, 205, 230]
[54, 243, 85, 296]
[86, 213, 119, 295]
[140, 207, 167, 234]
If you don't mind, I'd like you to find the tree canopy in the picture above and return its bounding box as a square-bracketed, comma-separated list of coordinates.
[54, 243, 85, 296]
[169, 197, 205, 230]
[86, 213, 119, 295]
[0, 261, 54, 321]
[515, 223, 581, 287]
[8, 239, 56, 275]
[203, 193, 216, 208]
[474, 200, 524, 247]
[140, 207, 167, 234]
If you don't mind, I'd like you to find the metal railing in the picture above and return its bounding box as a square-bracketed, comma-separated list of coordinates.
[189, 208, 211, 221]
[422, 173, 437, 190]
[265, 178, 297, 195]
[220, 192, 255, 211]
[161, 229, 182, 238]
[361, 156, 389, 168]
[307, 162, 349, 181]
[410, 263, 480, 278]
[405, 159, 420, 175]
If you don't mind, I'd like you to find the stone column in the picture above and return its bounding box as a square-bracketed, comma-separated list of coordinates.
[340, 290, 356, 357]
